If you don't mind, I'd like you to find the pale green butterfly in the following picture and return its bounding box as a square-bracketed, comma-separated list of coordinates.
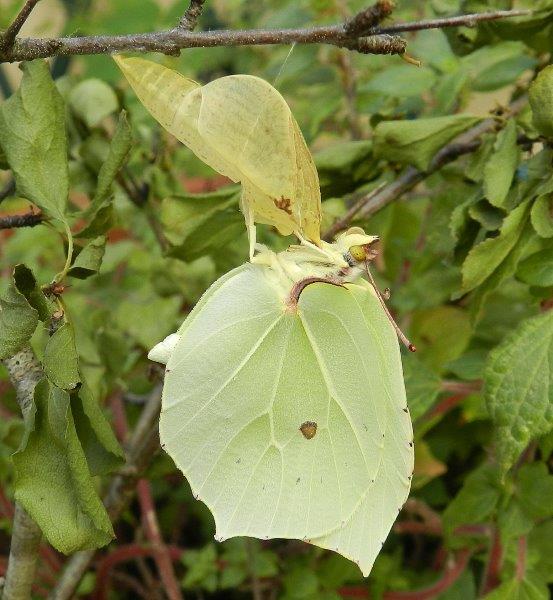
[115, 56, 415, 576]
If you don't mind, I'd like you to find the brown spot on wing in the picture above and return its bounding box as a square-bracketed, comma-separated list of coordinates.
[274, 196, 292, 215]
[300, 421, 317, 439]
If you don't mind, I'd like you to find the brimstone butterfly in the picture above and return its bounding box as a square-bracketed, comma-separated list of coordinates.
[115, 55, 414, 576]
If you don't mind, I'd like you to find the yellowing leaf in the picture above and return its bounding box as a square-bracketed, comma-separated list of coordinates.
[114, 56, 321, 251]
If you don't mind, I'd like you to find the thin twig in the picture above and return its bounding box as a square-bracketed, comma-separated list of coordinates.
[94, 544, 184, 600]
[137, 479, 182, 600]
[1, 348, 44, 600]
[0, 210, 43, 230]
[323, 95, 527, 239]
[178, 0, 206, 30]
[376, 9, 531, 34]
[0, 0, 42, 51]
[49, 386, 163, 600]
[0, 9, 531, 63]
[324, 183, 386, 240]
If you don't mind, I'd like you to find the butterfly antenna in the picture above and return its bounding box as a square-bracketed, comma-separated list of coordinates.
[364, 262, 416, 352]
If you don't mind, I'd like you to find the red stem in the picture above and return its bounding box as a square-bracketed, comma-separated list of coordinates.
[394, 521, 442, 536]
[136, 478, 183, 600]
[480, 527, 502, 595]
[94, 544, 184, 600]
[0, 486, 14, 518]
[515, 536, 527, 581]
[425, 394, 465, 420]
[339, 550, 471, 600]
[110, 391, 129, 442]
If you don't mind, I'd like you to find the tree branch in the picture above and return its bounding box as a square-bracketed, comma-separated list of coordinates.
[0, 0, 42, 52]
[178, 0, 206, 31]
[345, 0, 395, 35]
[0, 210, 43, 230]
[376, 9, 532, 34]
[324, 95, 528, 240]
[1, 348, 44, 600]
[0, 8, 531, 63]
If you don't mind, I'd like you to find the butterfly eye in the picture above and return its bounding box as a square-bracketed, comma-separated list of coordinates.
[349, 245, 367, 262]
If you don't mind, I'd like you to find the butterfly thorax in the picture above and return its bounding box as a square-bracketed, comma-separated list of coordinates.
[251, 228, 379, 304]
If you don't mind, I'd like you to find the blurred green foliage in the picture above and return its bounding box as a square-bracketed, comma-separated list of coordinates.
[0, 0, 552, 598]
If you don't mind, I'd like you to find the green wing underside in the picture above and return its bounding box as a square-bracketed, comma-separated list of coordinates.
[160, 265, 413, 576]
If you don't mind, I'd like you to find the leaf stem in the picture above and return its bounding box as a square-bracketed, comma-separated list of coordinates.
[55, 222, 73, 283]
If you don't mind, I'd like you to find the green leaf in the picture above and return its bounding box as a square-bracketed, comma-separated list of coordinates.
[68, 79, 119, 128]
[86, 110, 132, 216]
[516, 249, 553, 287]
[483, 120, 520, 208]
[485, 311, 553, 473]
[530, 194, 553, 238]
[468, 200, 505, 231]
[0, 279, 39, 361]
[13, 379, 114, 554]
[402, 354, 441, 420]
[161, 188, 244, 262]
[182, 543, 218, 591]
[528, 520, 553, 585]
[462, 200, 530, 292]
[470, 223, 535, 320]
[529, 64, 553, 138]
[498, 499, 534, 541]
[373, 115, 481, 171]
[443, 464, 501, 539]
[516, 463, 553, 521]
[315, 140, 372, 173]
[72, 382, 124, 476]
[12, 264, 53, 322]
[483, 578, 549, 600]
[67, 236, 106, 280]
[43, 323, 81, 390]
[411, 306, 472, 370]
[461, 42, 535, 92]
[116, 292, 181, 350]
[361, 65, 437, 98]
[0, 60, 68, 222]
[75, 204, 115, 239]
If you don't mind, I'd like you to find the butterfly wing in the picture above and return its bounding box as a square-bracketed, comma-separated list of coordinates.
[114, 58, 321, 245]
[159, 269, 412, 575]
[298, 281, 414, 576]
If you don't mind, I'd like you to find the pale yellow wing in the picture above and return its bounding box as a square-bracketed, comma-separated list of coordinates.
[114, 57, 321, 245]
[113, 56, 241, 182]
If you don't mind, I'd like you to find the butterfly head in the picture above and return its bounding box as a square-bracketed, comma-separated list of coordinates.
[335, 227, 380, 267]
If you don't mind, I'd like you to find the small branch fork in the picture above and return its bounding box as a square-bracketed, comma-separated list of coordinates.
[0, 2, 531, 63]
[178, 0, 206, 31]
[0, 0, 41, 52]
